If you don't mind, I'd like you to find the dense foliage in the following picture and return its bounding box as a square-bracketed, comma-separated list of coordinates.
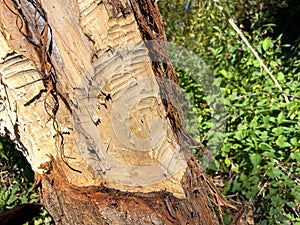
[0, 0, 299, 224]
[159, 0, 300, 224]
[0, 139, 36, 211]
[0, 138, 53, 224]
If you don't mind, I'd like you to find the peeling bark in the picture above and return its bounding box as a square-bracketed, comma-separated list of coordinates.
[0, 0, 229, 224]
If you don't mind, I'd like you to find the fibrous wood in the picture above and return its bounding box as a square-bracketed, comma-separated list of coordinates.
[0, 0, 222, 224]
[0, 0, 188, 197]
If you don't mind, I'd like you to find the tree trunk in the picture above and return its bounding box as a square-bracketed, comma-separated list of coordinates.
[0, 0, 228, 224]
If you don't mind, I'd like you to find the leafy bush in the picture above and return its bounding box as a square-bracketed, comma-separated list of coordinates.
[0, 138, 53, 224]
[0, 139, 35, 210]
[159, 0, 300, 224]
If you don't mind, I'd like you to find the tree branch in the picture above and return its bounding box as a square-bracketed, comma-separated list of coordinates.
[213, 0, 290, 104]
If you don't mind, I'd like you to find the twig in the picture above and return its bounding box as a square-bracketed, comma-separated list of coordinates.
[231, 93, 258, 101]
[282, 93, 300, 99]
[256, 174, 269, 199]
[213, 0, 290, 104]
[231, 92, 299, 102]
[274, 159, 300, 185]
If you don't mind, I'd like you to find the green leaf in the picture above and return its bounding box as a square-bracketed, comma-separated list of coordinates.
[277, 112, 285, 124]
[276, 135, 291, 148]
[7, 195, 17, 206]
[250, 153, 261, 167]
[267, 167, 283, 179]
[256, 44, 262, 54]
[290, 152, 300, 163]
[0, 186, 8, 201]
[224, 157, 231, 167]
[277, 72, 285, 82]
[286, 201, 296, 208]
[270, 60, 278, 67]
[262, 151, 276, 158]
[272, 127, 284, 135]
[219, 68, 227, 77]
[259, 142, 273, 151]
[288, 104, 299, 119]
[290, 137, 299, 146]
[232, 165, 240, 173]
[20, 195, 28, 204]
[262, 38, 272, 51]
[253, 60, 260, 68]
[235, 130, 245, 140]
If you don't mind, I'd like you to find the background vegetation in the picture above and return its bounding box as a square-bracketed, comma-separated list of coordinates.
[159, 0, 300, 224]
[0, 0, 299, 224]
[0, 138, 53, 224]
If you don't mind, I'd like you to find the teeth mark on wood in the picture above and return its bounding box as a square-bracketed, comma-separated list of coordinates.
[96, 90, 111, 109]
[24, 89, 46, 107]
[1, 53, 29, 70]
[94, 118, 101, 126]
[78, 1, 97, 19]
[86, 104, 102, 126]
[105, 46, 115, 56]
[72, 36, 187, 191]
[0, 101, 5, 112]
[3, 0, 81, 173]
[0, 53, 40, 85]
[62, 127, 72, 135]
[73, 111, 109, 174]
[106, 0, 131, 18]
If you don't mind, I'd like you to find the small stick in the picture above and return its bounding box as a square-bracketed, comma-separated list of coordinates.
[213, 0, 290, 104]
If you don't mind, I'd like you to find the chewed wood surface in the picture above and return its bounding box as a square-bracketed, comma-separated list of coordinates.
[0, 0, 187, 197]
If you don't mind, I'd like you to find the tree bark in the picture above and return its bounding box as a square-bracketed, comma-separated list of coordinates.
[0, 0, 229, 224]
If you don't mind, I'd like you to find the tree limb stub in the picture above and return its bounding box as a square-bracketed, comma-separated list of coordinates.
[0, 0, 222, 224]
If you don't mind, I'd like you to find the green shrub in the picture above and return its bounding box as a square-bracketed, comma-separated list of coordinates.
[0, 138, 53, 224]
[159, 0, 300, 224]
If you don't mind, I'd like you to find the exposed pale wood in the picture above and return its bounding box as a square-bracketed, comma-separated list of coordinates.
[0, 0, 223, 224]
[0, 0, 188, 196]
